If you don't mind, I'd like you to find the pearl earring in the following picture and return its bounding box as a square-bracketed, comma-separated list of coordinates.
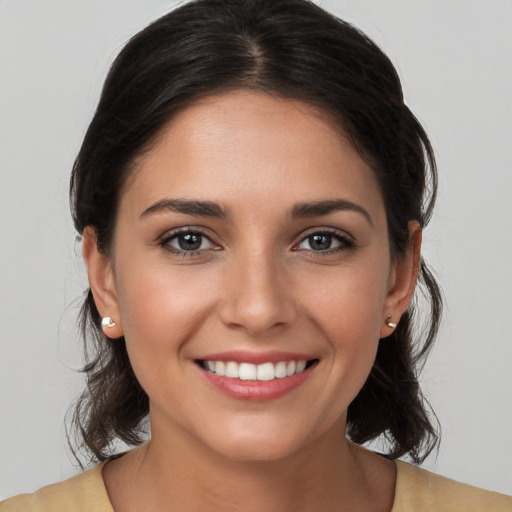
[101, 317, 116, 328]
[385, 315, 397, 328]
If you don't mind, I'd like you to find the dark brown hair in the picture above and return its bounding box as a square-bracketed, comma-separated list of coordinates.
[69, 0, 442, 465]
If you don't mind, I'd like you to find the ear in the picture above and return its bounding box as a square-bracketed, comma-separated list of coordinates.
[379, 221, 422, 338]
[82, 227, 123, 339]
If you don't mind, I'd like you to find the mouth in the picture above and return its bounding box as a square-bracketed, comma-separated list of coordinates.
[197, 359, 318, 381]
[195, 356, 319, 401]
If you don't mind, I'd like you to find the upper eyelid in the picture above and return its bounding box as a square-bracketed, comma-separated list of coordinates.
[159, 226, 215, 242]
[295, 226, 354, 242]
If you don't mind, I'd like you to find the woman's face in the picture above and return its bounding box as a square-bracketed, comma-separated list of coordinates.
[87, 90, 416, 461]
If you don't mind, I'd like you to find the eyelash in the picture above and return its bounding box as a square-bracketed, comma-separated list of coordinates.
[293, 228, 355, 256]
[158, 227, 355, 258]
[158, 228, 218, 257]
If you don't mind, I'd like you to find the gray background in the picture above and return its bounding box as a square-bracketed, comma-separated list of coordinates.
[1, 0, 511, 499]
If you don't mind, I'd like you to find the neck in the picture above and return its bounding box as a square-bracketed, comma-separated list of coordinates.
[104, 417, 395, 512]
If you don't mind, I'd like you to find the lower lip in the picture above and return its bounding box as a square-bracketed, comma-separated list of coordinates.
[199, 364, 316, 401]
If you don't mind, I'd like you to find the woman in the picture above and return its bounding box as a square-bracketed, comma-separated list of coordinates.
[2, 0, 511, 510]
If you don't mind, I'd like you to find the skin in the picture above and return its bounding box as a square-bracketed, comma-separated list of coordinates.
[84, 90, 421, 512]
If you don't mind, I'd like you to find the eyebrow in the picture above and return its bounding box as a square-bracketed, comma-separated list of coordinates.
[140, 197, 372, 226]
[291, 199, 373, 227]
[140, 199, 228, 219]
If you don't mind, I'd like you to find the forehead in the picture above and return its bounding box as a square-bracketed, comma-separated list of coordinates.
[121, 90, 384, 223]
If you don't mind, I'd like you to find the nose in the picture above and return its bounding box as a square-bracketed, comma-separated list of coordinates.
[217, 249, 297, 337]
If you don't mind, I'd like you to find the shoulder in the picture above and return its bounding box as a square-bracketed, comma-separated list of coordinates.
[0, 463, 112, 512]
[393, 460, 512, 512]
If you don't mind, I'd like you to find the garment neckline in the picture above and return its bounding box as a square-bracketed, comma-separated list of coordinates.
[93, 458, 404, 512]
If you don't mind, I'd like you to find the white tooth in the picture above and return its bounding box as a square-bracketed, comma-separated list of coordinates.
[225, 361, 239, 378]
[257, 362, 275, 381]
[215, 361, 226, 376]
[239, 363, 257, 380]
[206, 361, 215, 372]
[295, 360, 307, 374]
[286, 360, 296, 377]
[274, 361, 287, 378]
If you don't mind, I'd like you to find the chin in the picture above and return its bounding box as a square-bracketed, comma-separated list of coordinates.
[211, 436, 304, 463]
[195, 416, 328, 463]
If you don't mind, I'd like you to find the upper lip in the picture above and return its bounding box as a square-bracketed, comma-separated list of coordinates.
[196, 350, 316, 365]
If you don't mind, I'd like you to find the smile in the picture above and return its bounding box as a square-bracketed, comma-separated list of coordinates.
[195, 350, 319, 401]
[200, 360, 313, 381]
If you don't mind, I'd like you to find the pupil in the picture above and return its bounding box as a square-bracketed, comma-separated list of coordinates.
[179, 233, 201, 250]
[310, 234, 331, 250]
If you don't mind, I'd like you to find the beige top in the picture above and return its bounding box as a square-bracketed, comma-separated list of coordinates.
[2, 460, 511, 511]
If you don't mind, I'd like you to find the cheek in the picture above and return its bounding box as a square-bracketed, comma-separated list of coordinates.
[112, 267, 219, 417]
[300, 260, 389, 402]
[114, 262, 218, 371]
[304, 259, 390, 341]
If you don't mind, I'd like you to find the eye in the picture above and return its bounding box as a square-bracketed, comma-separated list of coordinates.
[295, 230, 354, 253]
[160, 229, 218, 255]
